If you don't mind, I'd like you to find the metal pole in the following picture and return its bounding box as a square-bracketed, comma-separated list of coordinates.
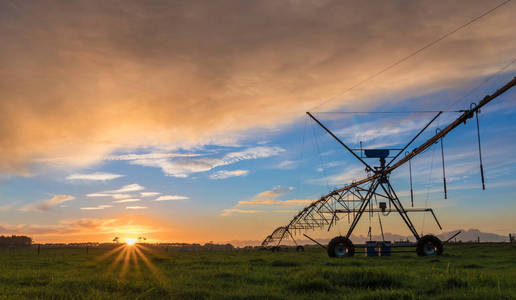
[379, 181, 421, 240]
[345, 180, 379, 239]
[408, 154, 414, 207]
[475, 110, 486, 190]
[443, 230, 462, 245]
[377, 213, 385, 242]
[303, 234, 326, 249]
[440, 136, 448, 199]
[306, 112, 373, 171]
[287, 230, 298, 246]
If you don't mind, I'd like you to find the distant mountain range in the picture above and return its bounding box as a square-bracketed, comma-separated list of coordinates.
[227, 228, 512, 247]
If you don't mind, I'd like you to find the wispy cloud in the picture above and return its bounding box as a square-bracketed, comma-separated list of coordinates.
[272, 209, 299, 214]
[209, 170, 248, 180]
[80, 205, 113, 210]
[20, 195, 74, 212]
[87, 193, 132, 199]
[126, 206, 147, 210]
[308, 166, 366, 186]
[221, 186, 311, 215]
[66, 172, 124, 181]
[107, 153, 200, 160]
[220, 208, 260, 217]
[140, 192, 161, 197]
[238, 199, 312, 207]
[255, 186, 294, 200]
[105, 184, 144, 193]
[128, 146, 284, 177]
[334, 118, 435, 144]
[155, 195, 188, 201]
[86, 184, 145, 199]
[236, 187, 311, 206]
[277, 160, 298, 169]
[112, 198, 140, 203]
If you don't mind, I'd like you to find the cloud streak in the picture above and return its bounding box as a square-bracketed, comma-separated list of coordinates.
[209, 170, 249, 180]
[126, 206, 147, 210]
[140, 192, 161, 197]
[80, 205, 113, 211]
[66, 172, 124, 181]
[112, 199, 140, 203]
[221, 186, 311, 215]
[86, 184, 145, 199]
[128, 146, 284, 177]
[20, 195, 75, 212]
[220, 208, 260, 217]
[155, 195, 188, 201]
[104, 184, 144, 193]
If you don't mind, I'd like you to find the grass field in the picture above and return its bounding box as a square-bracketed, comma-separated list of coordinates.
[0, 243, 514, 299]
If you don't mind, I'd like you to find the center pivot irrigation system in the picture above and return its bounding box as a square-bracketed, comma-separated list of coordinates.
[262, 77, 516, 257]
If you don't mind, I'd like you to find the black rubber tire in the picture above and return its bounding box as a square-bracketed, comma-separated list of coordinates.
[327, 236, 354, 258]
[296, 245, 304, 252]
[416, 235, 443, 256]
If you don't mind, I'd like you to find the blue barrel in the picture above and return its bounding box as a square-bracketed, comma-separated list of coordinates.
[366, 241, 378, 257]
[380, 241, 392, 256]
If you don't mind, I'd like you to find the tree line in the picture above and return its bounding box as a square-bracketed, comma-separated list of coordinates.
[0, 235, 32, 247]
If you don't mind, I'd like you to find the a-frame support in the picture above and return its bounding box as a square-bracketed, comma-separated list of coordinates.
[342, 176, 421, 241]
[307, 112, 426, 242]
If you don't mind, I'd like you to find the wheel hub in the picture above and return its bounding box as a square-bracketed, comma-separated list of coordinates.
[423, 242, 437, 255]
[334, 242, 349, 257]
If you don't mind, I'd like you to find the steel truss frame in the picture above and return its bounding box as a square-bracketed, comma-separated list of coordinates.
[262, 77, 516, 248]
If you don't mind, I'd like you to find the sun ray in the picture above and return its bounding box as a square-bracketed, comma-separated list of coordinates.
[107, 246, 128, 274]
[134, 245, 171, 290]
[119, 247, 132, 279]
[136, 243, 168, 259]
[130, 246, 142, 279]
[92, 245, 124, 264]
[80, 242, 172, 281]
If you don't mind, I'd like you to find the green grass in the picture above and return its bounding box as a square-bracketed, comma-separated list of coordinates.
[0, 243, 515, 299]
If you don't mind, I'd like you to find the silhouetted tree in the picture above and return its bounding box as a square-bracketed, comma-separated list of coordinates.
[0, 235, 32, 247]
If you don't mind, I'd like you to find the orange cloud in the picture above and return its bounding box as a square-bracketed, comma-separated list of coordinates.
[221, 186, 312, 215]
[0, 1, 514, 174]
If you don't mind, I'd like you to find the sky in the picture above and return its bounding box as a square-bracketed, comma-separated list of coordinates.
[0, 0, 515, 244]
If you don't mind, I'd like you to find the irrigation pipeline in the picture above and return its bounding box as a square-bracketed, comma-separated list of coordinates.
[311, 77, 516, 203]
[263, 77, 515, 248]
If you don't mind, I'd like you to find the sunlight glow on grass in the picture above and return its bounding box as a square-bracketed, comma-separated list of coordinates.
[88, 241, 168, 287]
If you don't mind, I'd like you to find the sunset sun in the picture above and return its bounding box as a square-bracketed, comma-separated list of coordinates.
[125, 238, 137, 246]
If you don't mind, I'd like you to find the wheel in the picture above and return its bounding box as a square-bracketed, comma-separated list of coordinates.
[327, 236, 354, 258]
[271, 246, 280, 252]
[416, 235, 443, 256]
[296, 245, 304, 252]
